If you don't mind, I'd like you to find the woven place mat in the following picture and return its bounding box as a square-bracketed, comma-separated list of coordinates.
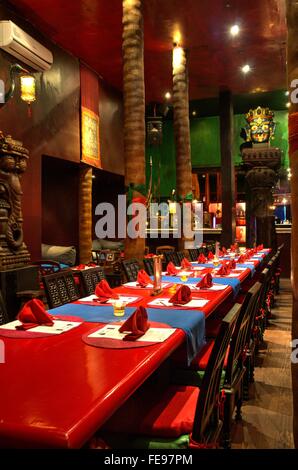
[82, 321, 172, 349]
[0, 316, 84, 339]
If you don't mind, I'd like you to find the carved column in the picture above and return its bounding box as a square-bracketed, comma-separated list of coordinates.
[122, 0, 146, 262]
[286, 0, 298, 449]
[79, 166, 92, 264]
[241, 147, 280, 248]
[0, 132, 31, 269]
[172, 46, 193, 250]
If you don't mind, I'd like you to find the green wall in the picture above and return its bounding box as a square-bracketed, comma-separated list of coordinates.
[146, 109, 289, 197]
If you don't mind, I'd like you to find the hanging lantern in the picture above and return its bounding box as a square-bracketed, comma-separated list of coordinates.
[20, 75, 36, 116]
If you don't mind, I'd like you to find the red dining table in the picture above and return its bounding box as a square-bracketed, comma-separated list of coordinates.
[0, 267, 251, 449]
[0, 320, 185, 448]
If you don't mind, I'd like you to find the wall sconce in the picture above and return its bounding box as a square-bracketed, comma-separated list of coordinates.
[20, 74, 36, 114]
[0, 63, 36, 116]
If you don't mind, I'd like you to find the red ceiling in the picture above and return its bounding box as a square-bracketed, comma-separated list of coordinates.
[9, 0, 287, 102]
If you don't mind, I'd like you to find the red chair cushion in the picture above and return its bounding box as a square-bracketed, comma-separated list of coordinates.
[190, 340, 229, 370]
[103, 385, 199, 438]
[205, 318, 222, 338]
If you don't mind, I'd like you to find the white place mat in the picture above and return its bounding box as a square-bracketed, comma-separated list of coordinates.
[0, 320, 82, 335]
[148, 298, 209, 308]
[188, 284, 228, 291]
[79, 295, 139, 304]
[88, 324, 176, 342]
[123, 282, 171, 288]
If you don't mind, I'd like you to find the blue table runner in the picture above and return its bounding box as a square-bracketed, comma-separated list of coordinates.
[49, 304, 206, 366]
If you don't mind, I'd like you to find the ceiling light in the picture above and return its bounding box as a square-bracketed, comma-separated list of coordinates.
[285, 91, 289, 96]
[230, 25, 240, 36]
[165, 92, 171, 100]
[241, 64, 251, 74]
[286, 102, 291, 108]
[192, 111, 197, 116]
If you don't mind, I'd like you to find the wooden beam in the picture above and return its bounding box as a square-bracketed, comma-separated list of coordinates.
[219, 90, 236, 246]
[79, 166, 92, 264]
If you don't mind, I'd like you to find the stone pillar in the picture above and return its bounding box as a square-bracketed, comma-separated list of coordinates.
[219, 90, 236, 246]
[122, 0, 146, 262]
[172, 46, 193, 251]
[241, 148, 280, 248]
[286, 0, 298, 448]
[79, 166, 92, 264]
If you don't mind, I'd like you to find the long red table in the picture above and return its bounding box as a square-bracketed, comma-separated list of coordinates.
[0, 262, 256, 448]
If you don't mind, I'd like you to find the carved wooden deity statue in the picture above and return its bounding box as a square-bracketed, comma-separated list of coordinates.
[0, 131, 30, 269]
[241, 107, 281, 247]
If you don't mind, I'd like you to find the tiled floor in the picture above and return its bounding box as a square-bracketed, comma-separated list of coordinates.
[232, 279, 294, 449]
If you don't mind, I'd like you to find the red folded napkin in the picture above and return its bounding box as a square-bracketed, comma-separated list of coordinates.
[95, 279, 119, 300]
[217, 264, 230, 276]
[167, 261, 178, 275]
[222, 246, 227, 254]
[196, 273, 213, 289]
[181, 257, 192, 269]
[237, 255, 247, 264]
[16, 299, 54, 330]
[77, 264, 87, 270]
[88, 262, 97, 267]
[257, 244, 264, 251]
[197, 253, 207, 264]
[207, 251, 214, 260]
[169, 284, 192, 305]
[137, 269, 152, 287]
[145, 253, 155, 258]
[230, 244, 236, 252]
[229, 259, 236, 269]
[119, 305, 150, 341]
[219, 250, 224, 257]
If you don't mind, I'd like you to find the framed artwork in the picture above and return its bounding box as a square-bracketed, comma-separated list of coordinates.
[81, 106, 101, 168]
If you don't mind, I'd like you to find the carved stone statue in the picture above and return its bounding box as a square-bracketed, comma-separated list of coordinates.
[0, 131, 31, 269]
[241, 107, 281, 247]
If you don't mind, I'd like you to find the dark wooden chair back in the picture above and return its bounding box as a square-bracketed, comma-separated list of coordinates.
[225, 283, 261, 386]
[143, 258, 154, 276]
[164, 251, 180, 266]
[0, 290, 9, 325]
[42, 270, 80, 309]
[79, 267, 105, 296]
[188, 248, 200, 261]
[176, 251, 186, 264]
[122, 259, 141, 282]
[191, 303, 240, 443]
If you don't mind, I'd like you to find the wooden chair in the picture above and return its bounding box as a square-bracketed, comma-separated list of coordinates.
[98, 303, 239, 449]
[78, 267, 105, 296]
[188, 248, 200, 261]
[222, 284, 261, 447]
[163, 251, 180, 267]
[143, 258, 154, 276]
[0, 290, 9, 325]
[241, 282, 262, 399]
[176, 251, 186, 264]
[42, 270, 80, 309]
[121, 259, 141, 282]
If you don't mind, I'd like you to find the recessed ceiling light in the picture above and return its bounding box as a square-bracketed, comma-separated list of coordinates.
[241, 64, 251, 74]
[192, 110, 197, 116]
[285, 91, 290, 96]
[286, 102, 291, 108]
[230, 25, 240, 36]
[165, 92, 171, 100]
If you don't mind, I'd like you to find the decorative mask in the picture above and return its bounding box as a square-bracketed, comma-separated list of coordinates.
[243, 106, 276, 143]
